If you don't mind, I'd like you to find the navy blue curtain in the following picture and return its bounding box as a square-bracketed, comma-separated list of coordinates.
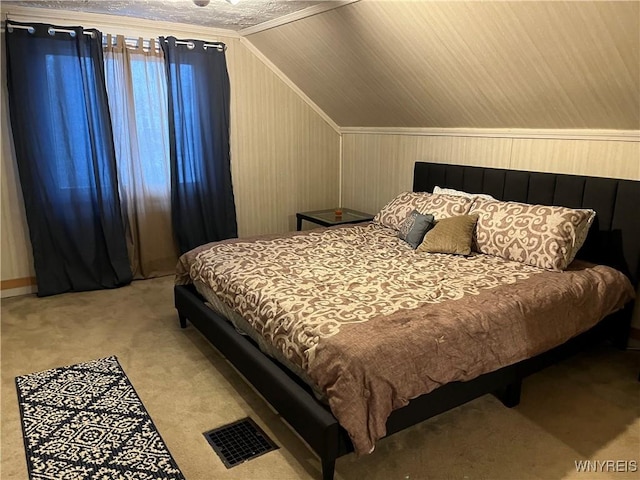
[5, 22, 132, 296]
[161, 37, 237, 254]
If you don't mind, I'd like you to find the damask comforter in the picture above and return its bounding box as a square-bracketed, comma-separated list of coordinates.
[176, 223, 634, 455]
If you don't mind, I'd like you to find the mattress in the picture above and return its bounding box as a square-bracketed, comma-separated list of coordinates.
[192, 278, 323, 399]
[176, 223, 634, 454]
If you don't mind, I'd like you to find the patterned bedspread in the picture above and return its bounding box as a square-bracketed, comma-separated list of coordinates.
[176, 224, 634, 454]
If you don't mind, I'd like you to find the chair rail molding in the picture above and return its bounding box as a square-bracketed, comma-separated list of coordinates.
[339, 127, 640, 143]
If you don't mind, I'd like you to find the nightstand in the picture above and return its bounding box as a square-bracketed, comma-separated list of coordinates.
[296, 208, 374, 231]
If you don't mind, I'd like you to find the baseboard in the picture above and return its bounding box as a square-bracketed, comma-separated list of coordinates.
[1, 277, 37, 298]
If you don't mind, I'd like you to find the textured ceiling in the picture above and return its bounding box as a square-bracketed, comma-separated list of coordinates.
[1, 0, 327, 31]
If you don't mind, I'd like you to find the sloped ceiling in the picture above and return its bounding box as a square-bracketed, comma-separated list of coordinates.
[248, 0, 640, 129]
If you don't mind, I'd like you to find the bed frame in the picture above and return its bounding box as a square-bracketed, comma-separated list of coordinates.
[175, 162, 639, 480]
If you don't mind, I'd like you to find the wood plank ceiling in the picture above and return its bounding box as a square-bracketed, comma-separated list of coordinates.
[248, 1, 640, 129]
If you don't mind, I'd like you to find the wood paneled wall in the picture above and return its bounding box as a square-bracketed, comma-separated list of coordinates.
[0, 14, 339, 287]
[0, 42, 35, 284]
[227, 37, 339, 236]
[341, 133, 640, 215]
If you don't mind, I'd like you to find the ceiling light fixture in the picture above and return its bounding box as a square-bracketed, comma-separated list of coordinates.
[226, 0, 241, 4]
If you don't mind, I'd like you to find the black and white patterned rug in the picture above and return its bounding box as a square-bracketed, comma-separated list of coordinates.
[15, 356, 185, 480]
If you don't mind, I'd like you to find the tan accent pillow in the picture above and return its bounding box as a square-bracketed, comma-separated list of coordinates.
[470, 198, 596, 271]
[374, 192, 474, 231]
[416, 214, 479, 255]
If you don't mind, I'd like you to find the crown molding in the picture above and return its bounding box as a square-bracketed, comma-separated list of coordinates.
[240, 37, 340, 134]
[239, 0, 360, 36]
[339, 127, 640, 142]
[1, 5, 240, 40]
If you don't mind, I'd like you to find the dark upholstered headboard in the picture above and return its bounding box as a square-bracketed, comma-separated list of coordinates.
[413, 162, 640, 288]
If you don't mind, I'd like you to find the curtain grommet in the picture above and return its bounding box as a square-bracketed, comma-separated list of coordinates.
[8, 26, 36, 34]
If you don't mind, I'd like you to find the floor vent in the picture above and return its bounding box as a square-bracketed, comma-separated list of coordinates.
[203, 417, 278, 468]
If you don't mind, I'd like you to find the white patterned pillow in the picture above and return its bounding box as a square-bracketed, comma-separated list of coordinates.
[373, 192, 474, 231]
[433, 186, 495, 200]
[470, 198, 596, 271]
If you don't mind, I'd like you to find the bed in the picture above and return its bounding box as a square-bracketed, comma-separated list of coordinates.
[174, 162, 639, 480]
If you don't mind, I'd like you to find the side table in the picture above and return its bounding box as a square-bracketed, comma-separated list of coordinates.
[296, 208, 374, 231]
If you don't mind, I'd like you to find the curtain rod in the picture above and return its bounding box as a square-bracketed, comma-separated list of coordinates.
[5, 20, 225, 52]
[6, 22, 95, 37]
[6, 24, 160, 53]
[164, 38, 225, 52]
[103, 36, 225, 53]
[6, 23, 225, 52]
[104, 34, 161, 53]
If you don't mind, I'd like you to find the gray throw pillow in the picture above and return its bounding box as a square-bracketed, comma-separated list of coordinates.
[398, 210, 435, 249]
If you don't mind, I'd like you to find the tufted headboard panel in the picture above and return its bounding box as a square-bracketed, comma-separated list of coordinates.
[413, 162, 640, 287]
